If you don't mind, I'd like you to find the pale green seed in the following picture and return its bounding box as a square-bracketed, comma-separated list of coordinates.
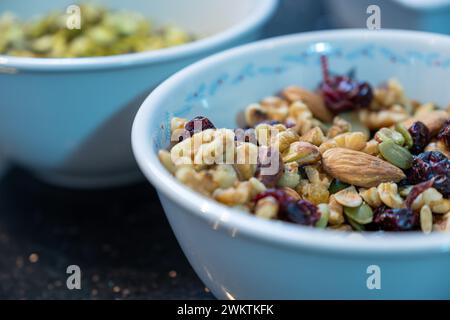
[316, 204, 330, 229]
[395, 123, 413, 149]
[344, 203, 373, 225]
[347, 217, 365, 231]
[379, 140, 413, 169]
[375, 128, 405, 146]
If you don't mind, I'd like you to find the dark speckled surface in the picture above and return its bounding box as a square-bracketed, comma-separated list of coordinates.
[0, 166, 213, 299]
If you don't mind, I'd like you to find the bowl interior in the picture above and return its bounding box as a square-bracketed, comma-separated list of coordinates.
[145, 30, 450, 151]
[0, 0, 263, 36]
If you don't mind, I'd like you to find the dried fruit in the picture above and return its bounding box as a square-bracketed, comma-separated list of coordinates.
[408, 151, 449, 197]
[322, 148, 406, 188]
[344, 203, 373, 225]
[408, 121, 430, 155]
[403, 110, 448, 136]
[184, 116, 216, 137]
[404, 179, 435, 209]
[437, 119, 450, 149]
[372, 207, 418, 231]
[378, 140, 413, 169]
[318, 56, 373, 114]
[255, 189, 320, 226]
[281, 200, 321, 226]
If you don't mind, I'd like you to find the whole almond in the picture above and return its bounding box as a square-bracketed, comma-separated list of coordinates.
[322, 148, 406, 188]
[281, 86, 334, 122]
[402, 110, 448, 136]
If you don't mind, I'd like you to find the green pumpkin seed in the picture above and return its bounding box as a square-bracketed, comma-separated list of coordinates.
[316, 204, 330, 229]
[395, 123, 413, 149]
[347, 217, 365, 231]
[379, 140, 413, 169]
[344, 203, 373, 225]
[375, 128, 405, 146]
[329, 179, 350, 194]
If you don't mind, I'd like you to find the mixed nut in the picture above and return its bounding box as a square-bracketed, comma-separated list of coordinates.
[159, 57, 450, 233]
[0, 3, 194, 58]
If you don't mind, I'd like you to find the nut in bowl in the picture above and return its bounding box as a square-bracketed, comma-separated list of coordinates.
[133, 30, 450, 299]
[0, 0, 278, 187]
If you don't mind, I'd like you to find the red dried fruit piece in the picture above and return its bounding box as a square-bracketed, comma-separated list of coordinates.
[184, 116, 216, 137]
[404, 179, 435, 209]
[408, 151, 450, 197]
[254, 189, 294, 209]
[254, 190, 320, 226]
[408, 121, 430, 155]
[318, 56, 373, 114]
[281, 200, 321, 226]
[437, 118, 450, 149]
[372, 206, 418, 231]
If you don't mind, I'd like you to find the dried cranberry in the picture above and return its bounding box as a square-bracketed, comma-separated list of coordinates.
[254, 191, 320, 226]
[254, 189, 293, 209]
[372, 206, 418, 231]
[281, 200, 321, 226]
[184, 116, 215, 136]
[408, 121, 430, 155]
[437, 118, 450, 149]
[433, 174, 450, 199]
[407, 151, 449, 197]
[318, 56, 373, 114]
[405, 179, 435, 209]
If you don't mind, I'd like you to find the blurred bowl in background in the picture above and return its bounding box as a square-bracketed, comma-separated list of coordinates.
[0, 0, 278, 188]
[325, 0, 450, 34]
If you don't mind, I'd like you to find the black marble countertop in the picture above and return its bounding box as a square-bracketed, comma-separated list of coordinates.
[0, 166, 214, 299]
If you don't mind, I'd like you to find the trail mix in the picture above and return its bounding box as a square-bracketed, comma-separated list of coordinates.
[159, 57, 450, 233]
[0, 3, 194, 58]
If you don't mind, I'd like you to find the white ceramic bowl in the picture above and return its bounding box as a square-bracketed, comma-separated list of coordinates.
[0, 0, 277, 187]
[133, 29, 450, 299]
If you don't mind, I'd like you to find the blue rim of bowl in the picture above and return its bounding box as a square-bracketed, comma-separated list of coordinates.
[0, 0, 278, 72]
[132, 29, 450, 256]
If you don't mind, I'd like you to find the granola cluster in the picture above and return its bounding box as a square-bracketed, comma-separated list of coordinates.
[159, 61, 450, 233]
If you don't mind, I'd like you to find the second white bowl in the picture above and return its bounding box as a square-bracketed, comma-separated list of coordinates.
[0, 0, 277, 187]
